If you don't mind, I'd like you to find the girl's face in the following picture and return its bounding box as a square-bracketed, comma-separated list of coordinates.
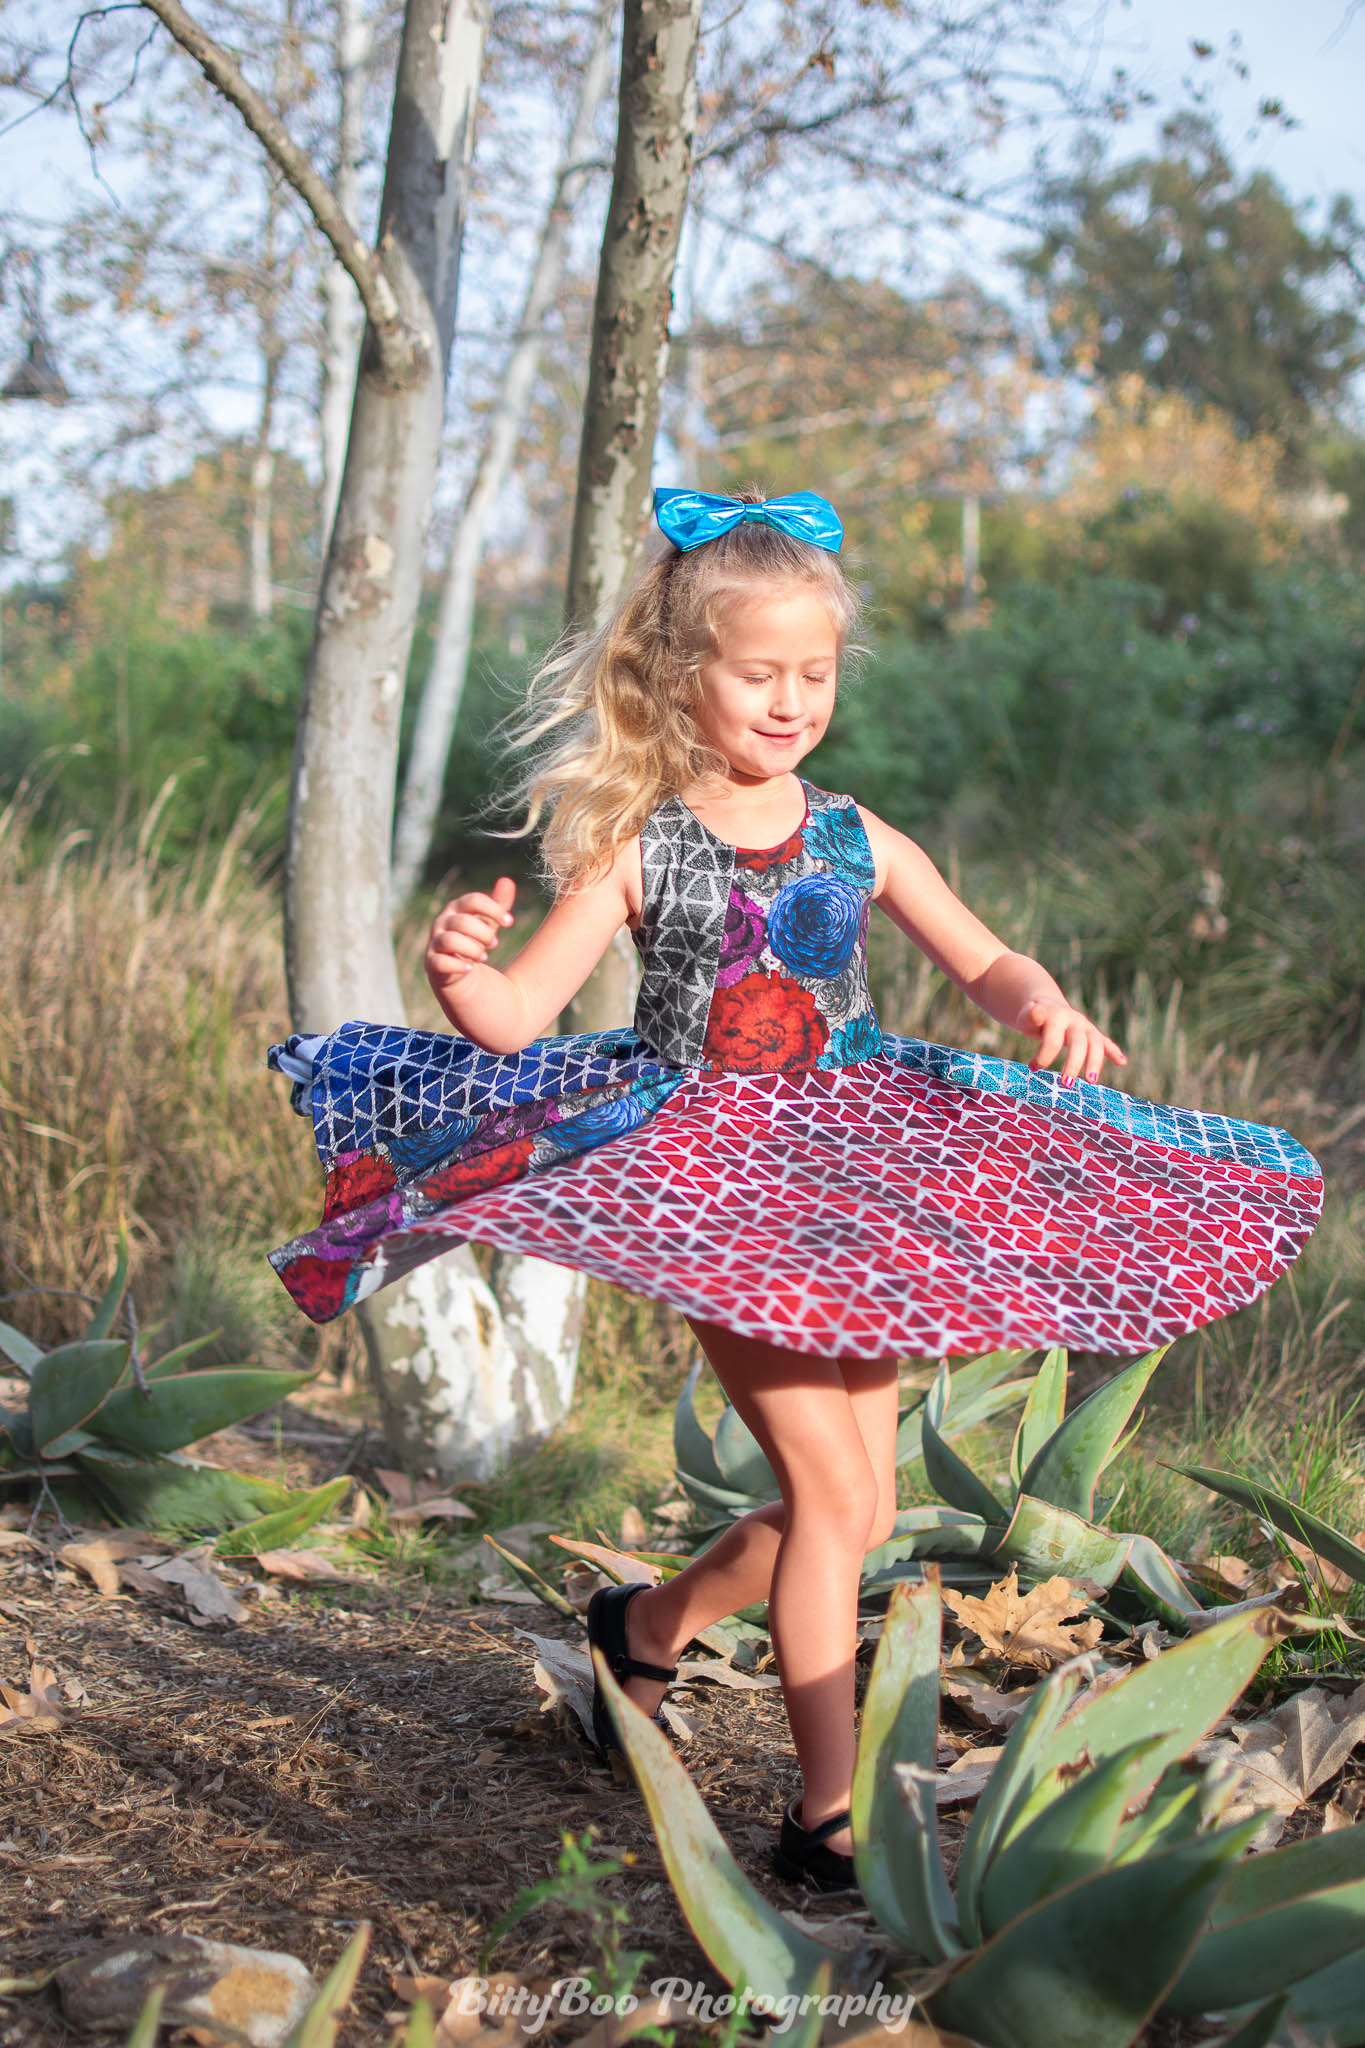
[694, 584, 840, 786]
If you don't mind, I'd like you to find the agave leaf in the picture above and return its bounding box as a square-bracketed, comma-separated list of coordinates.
[1215, 1999, 1289, 2048]
[978, 1736, 1168, 1937]
[864, 1509, 993, 1576]
[1177, 1465, 1365, 1588]
[1006, 1604, 1288, 1847]
[140, 1331, 224, 1382]
[86, 1230, 129, 1341]
[946, 1348, 1038, 1401]
[214, 1477, 352, 1558]
[480, 1535, 578, 1617]
[1010, 1347, 1068, 1493]
[0, 1318, 42, 1376]
[1280, 1946, 1365, 2045]
[280, 1924, 370, 2048]
[712, 1402, 779, 1498]
[933, 1829, 1256, 2048]
[1, 1407, 36, 1461]
[91, 1367, 312, 1456]
[39, 1425, 97, 1458]
[674, 1469, 766, 1517]
[1109, 1766, 1205, 1865]
[29, 1339, 130, 1452]
[922, 1362, 1011, 1522]
[896, 1378, 1036, 1471]
[992, 1492, 1133, 1590]
[1123, 1532, 1207, 1627]
[673, 1361, 726, 1491]
[850, 1576, 961, 1960]
[1163, 1830, 1365, 2018]
[77, 1449, 294, 1531]
[1020, 1345, 1169, 1519]
[593, 1649, 836, 2048]
[954, 1663, 1084, 1947]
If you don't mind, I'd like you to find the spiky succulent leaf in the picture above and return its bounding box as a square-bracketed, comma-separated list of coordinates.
[592, 1649, 837, 2048]
[1004, 1604, 1287, 1848]
[90, 1367, 312, 1456]
[978, 1736, 1168, 1936]
[712, 1401, 779, 1498]
[1280, 1947, 1365, 2045]
[86, 1231, 130, 1341]
[673, 1361, 727, 1491]
[1019, 1346, 1168, 1519]
[922, 1362, 1011, 1522]
[29, 1339, 130, 1452]
[1109, 1763, 1205, 1865]
[0, 1318, 42, 1376]
[954, 1663, 1084, 1946]
[1010, 1347, 1067, 1492]
[897, 1377, 1037, 1470]
[1123, 1532, 1207, 1627]
[933, 1829, 1257, 2048]
[1162, 1829, 1365, 2017]
[1177, 1465, 1365, 1588]
[214, 1477, 352, 1557]
[863, 1509, 993, 1580]
[76, 1447, 294, 1530]
[991, 1492, 1133, 1589]
[850, 1576, 961, 1959]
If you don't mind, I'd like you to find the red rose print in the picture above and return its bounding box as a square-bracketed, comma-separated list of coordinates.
[418, 1134, 536, 1203]
[736, 830, 805, 874]
[322, 1151, 398, 1222]
[702, 969, 829, 1073]
[278, 1252, 353, 1321]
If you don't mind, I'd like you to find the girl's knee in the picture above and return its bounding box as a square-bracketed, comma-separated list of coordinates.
[865, 1501, 899, 1552]
[789, 1473, 881, 1546]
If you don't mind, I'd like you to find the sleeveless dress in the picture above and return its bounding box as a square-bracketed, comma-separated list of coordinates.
[265, 778, 1323, 1358]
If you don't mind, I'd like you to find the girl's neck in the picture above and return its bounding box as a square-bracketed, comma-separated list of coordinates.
[677, 768, 807, 839]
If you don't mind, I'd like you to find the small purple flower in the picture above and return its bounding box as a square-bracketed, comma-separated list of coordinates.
[715, 886, 768, 988]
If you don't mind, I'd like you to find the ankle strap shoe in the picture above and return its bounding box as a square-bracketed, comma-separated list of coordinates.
[771, 1797, 859, 1893]
[585, 1579, 678, 1763]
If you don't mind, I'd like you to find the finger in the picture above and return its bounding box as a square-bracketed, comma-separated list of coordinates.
[490, 875, 517, 917]
[1032, 1018, 1067, 1071]
[469, 888, 515, 927]
[1102, 1035, 1128, 1065]
[1059, 1022, 1089, 1086]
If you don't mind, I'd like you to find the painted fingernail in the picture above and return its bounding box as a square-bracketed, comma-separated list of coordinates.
[1062, 1075, 1075, 1088]
[1086, 1070, 1098, 1083]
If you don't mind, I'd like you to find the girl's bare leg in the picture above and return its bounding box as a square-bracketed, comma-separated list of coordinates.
[617, 1318, 900, 1860]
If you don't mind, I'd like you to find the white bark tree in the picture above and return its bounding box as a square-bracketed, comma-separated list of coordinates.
[318, 0, 370, 554]
[389, 0, 617, 911]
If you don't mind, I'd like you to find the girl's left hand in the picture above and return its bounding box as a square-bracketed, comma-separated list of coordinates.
[1018, 999, 1127, 1087]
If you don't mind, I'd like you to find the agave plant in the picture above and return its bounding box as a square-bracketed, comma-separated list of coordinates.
[1180, 1462, 1365, 1597]
[596, 1575, 1365, 2048]
[0, 1239, 318, 1531]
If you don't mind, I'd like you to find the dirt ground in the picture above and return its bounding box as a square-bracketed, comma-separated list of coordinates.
[0, 1420, 904, 2048]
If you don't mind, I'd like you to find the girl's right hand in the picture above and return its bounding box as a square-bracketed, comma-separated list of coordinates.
[425, 876, 517, 988]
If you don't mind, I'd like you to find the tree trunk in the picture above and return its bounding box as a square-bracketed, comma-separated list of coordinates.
[319, 0, 370, 554]
[285, 0, 486, 1031]
[563, 0, 701, 631]
[389, 0, 618, 913]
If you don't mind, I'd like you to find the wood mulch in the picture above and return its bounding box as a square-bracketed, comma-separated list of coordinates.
[0, 1424, 894, 2047]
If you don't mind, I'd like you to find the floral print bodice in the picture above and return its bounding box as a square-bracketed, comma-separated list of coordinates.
[631, 777, 884, 1074]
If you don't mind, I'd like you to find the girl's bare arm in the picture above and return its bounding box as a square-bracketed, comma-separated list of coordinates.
[425, 842, 638, 1054]
[858, 806, 1126, 1084]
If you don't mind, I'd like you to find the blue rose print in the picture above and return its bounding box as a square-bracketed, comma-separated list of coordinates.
[767, 874, 863, 978]
[387, 1117, 481, 1174]
[803, 805, 876, 887]
[816, 1013, 884, 1068]
[541, 1087, 655, 1157]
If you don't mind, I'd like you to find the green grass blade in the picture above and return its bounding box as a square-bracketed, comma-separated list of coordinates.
[29, 1339, 130, 1452]
[593, 1648, 836, 2045]
[90, 1368, 313, 1456]
[123, 1985, 166, 2048]
[955, 1663, 1083, 1946]
[850, 1576, 960, 1960]
[1176, 1465, 1365, 1587]
[1020, 1346, 1169, 1519]
[0, 1318, 42, 1375]
[673, 1361, 726, 1491]
[87, 1229, 129, 1341]
[979, 1736, 1168, 1937]
[1010, 1347, 1068, 1493]
[280, 1925, 370, 2048]
[922, 1362, 1011, 1522]
[214, 1477, 352, 1557]
[934, 1833, 1252, 2048]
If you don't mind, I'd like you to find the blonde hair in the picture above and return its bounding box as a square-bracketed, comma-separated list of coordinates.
[489, 497, 863, 891]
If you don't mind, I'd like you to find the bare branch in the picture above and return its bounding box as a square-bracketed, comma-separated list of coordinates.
[134, 0, 418, 384]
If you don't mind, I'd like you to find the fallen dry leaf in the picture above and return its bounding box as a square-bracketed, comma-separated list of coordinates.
[389, 1495, 475, 1524]
[934, 1745, 1005, 1807]
[251, 1550, 350, 1583]
[944, 1567, 1105, 1672]
[673, 1655, 781, 1691]
[940, 1666, 1033, 1730]
[0, 1659, 67, 1736]
[373, 1468, 475, 1512]
[561, 1562, 607, 1613]
[1197, 1680, 1365, 1847]
[619, 1504, 648, 1549]
[120, 1553, 247, 1626]
[58, 1537, 122, 1598]
[0, 1530, 41, 1553]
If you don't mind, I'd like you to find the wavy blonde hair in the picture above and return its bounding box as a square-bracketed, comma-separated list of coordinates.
[489, 498, 863, 891]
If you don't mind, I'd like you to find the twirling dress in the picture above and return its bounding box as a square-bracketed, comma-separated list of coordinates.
[266, 778, 1323, 1358]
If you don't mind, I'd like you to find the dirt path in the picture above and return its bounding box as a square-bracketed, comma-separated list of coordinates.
[1, 1541, 880, 2046]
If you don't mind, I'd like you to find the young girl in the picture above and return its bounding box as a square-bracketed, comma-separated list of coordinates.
[267, 486, 1323, 1894]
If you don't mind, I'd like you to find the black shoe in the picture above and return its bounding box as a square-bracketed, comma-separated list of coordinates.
[771, 1797, 859, 1893]
[585, 1579, 678, 1764]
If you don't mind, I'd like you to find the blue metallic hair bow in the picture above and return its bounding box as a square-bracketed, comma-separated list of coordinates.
[653, 487, 843, 555]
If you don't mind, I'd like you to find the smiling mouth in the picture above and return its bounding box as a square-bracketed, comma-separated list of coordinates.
[756, 729, 803, 740]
